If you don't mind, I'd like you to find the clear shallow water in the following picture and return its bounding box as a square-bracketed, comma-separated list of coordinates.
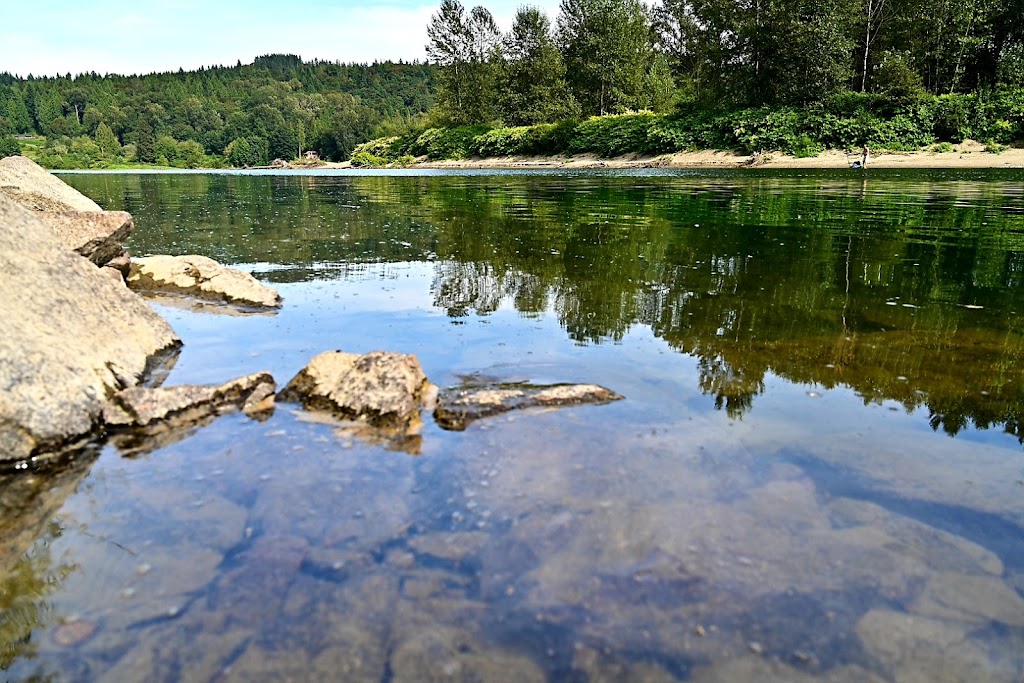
[2, 169, 1024, 681]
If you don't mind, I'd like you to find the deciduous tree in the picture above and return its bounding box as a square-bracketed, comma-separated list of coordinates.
[500, 6, 579, 124]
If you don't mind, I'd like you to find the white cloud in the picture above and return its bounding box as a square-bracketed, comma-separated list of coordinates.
[1, 0, 567, 76]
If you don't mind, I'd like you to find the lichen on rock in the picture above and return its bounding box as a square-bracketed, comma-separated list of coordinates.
[279, 350, 437, 439]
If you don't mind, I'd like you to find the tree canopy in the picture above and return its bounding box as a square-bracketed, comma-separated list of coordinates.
[0, 56, 435, 167]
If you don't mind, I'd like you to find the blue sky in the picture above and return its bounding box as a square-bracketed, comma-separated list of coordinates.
[2, 0, 564, 77]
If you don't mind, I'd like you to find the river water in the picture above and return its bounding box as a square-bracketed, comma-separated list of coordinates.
[3, 169, 1024, 681]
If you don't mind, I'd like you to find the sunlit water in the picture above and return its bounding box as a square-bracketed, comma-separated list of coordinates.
[3, 169, 1024, 681]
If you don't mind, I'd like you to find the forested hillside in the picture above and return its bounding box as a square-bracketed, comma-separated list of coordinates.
[0, 55, 435, 168]
[3, 0, 1023, 168]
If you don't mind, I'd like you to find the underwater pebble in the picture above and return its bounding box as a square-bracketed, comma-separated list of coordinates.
[52, 620, 97, 647]
[749, 642, 764, 655]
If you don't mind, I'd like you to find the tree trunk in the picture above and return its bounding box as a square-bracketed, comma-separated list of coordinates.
[861, 0, 872, 92]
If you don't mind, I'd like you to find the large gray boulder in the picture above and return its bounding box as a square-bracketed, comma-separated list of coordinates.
[0, 156, 102, 212]
[35, 210, 133, 267]
[0, 194, 180, 461]
[0, 156, 134, 270]
[128, 254, 282, 310]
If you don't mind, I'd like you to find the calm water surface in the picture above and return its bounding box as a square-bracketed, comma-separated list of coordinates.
[3, 169, 1024, 681]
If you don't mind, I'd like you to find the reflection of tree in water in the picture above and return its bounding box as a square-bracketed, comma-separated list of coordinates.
[0, 521, 74, 677]
[68, 172, 1024, 439]
[417, 175, 1024, 439]
[696, 355, 765, 419]
[432, 262, 548, 318]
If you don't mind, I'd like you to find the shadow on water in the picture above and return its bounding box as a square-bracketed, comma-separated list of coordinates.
[0, 454, 94, 680]
[786, 452, 1024, 574]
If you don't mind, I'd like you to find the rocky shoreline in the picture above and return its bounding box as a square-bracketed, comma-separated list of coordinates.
[0, 156, 621, 464]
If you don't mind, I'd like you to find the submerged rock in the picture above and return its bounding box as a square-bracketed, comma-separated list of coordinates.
[127, 254, 282, 310]
[389, 626, 547, 683]
[35, 210, 133, 268]
[434, 382, 624, 430]
[279, 350, 437, 435]
[0, 195, 180, 461]
[105, 373, 276, 456]
[0, 156, 102, 212]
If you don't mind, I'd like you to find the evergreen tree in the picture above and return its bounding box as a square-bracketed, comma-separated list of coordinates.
[136, 118, 155, 163]
[94, 122, 121, 157]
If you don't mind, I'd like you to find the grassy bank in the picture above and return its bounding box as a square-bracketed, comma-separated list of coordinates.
[350, 91, 1024, 166]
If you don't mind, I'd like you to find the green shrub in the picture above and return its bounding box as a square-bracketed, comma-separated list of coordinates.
[568, 112, 660, 156]
[526, 120, 579, 154]
[0, 136, 20, 158]
[930, 94, 975, 142]
[984, 140, 1007, 154]
[350, 150, 388, 167]
[647, 116, 702, 153]
[932, 141, 954, 153]
[352, 136, 401, 159]
[865, 112, 934, 150]
[790, 134, 824, 158]
[409, 126, 491, 159]
[728, 107, 804, 153]
[471, 127, 534, 157]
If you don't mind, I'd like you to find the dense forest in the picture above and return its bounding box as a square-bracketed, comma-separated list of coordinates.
[0, 55, 435, 168]
[356, 0, 1024, 164]
[2, 0, 1024, 168]
[423, 0, 1024, 120]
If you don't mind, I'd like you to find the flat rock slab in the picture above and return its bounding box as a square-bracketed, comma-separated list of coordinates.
[279, 350, 437, 433]
[434, 383, 623, 430]
[0, 156, 102, 212]
[0, 194, 180, 461]
[35, 210, 133, 267]
[105, 373, 275, 456]
[105, 372, 276, 427]
[128, 254, 282, 310]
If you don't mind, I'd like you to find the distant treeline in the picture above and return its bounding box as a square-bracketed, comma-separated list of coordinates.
[0, 55, 435, 168]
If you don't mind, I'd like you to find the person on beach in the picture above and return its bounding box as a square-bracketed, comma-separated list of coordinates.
[861, 145, 870, 168]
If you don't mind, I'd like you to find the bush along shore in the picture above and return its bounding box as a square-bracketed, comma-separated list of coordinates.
[349, 91, 1024, 166]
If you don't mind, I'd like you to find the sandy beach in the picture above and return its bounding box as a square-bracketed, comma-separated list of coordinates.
[321, 141, 1024, 171]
